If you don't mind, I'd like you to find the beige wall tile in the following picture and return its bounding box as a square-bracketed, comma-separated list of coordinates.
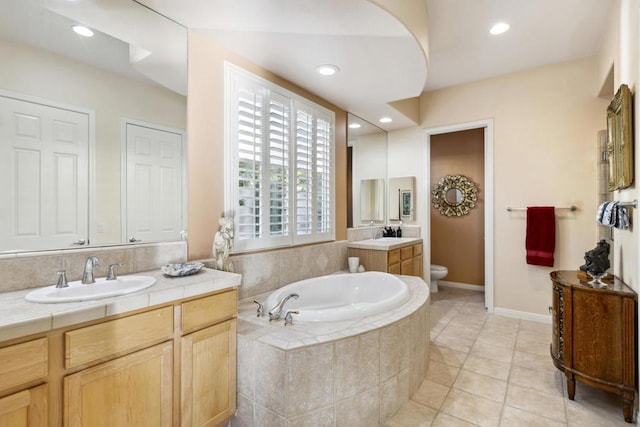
[335, 331, 379, 400]
[286, 342, 334, 416]
[335, 388, 379, 427]
[254, 343, 286, 415]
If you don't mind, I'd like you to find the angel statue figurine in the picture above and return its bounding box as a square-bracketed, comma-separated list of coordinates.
[212, 216, 234, 272]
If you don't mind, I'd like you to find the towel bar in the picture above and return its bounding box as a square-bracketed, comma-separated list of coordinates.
[506, 206, 577, 212]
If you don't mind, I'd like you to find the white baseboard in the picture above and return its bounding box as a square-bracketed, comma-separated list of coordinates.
[438, 280, 484, 292]
[493, 307, 552, 324]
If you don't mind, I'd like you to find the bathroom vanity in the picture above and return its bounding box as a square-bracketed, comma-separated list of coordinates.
[348, 238, 423, 278]
[0, 268, 240, 427]
[549, 270, 637, 423]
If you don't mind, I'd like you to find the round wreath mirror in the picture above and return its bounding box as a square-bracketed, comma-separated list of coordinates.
[432, 174, 478, 217]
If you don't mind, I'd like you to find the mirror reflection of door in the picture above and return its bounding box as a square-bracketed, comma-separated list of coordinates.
[124, 122, 185, 243]
[0, 94, 90, 251]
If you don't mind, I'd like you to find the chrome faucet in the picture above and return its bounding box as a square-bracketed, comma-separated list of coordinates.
[81, 256, 100, 284]
[268, 293, 299, 321]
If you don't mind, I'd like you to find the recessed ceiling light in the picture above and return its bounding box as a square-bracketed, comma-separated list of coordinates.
[489, 22, 510, 35]
[72, 25, 94, 37]
[348, 123, 361, 129]
[379, 117, 392, 124]
[316, 64, 339, 76]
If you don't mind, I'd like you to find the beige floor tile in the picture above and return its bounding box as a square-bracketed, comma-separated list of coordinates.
[500, 405, 567, 427]
[434, 333, 474, 354]
[412, 379, 451, 410]
[470, 341, 514, 364]
[511, 350, 554, 373]
[429, 344, 468, 368]
[398, 288, 617, 427]
[519, 319, 551, 334]
[517, 327, 551, 345]
[506, 383, 566, 423]
[426, 360, 460, 387]
[476, 330, 517, 350]
[432, 412, 478, 427]
[509, 365, 564, 395]
[515, 337, 550, 357]
[440, 389, 503, 427]
[382, 400, 437, 427]
[462, 355, 511, 381]
[452, 370, 507, 403]
[439, 323, 482, 341]
[481, 322, 519, 338]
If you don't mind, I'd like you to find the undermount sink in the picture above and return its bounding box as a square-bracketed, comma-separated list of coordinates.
[25, 275, 157, 303]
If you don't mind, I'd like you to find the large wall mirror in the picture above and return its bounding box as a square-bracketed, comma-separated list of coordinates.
[347, 113, 387, 225]
[0, 0, 187, 252]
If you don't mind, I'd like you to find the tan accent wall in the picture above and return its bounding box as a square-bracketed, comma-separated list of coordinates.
[430, 129, 485, 286]
[187, 32, 347, 260]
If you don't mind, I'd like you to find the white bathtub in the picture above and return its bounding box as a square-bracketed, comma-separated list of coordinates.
[264, 271, 411, 322]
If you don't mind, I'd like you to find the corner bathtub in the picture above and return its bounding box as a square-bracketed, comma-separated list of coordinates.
[235, 273, 430, 426]
[264, 271, 411, 322]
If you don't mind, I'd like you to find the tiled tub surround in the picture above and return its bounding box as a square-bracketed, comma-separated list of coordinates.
[0, 267, 240, 342]
[232, 275, 430, 427]
[0, 240, 187, 293]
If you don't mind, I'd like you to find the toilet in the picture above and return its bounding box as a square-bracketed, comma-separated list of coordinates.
[430, 264, 448, 293]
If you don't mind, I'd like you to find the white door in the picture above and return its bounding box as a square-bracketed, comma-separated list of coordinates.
[125, 122, 184, 243]
[0, 95, 89, 251]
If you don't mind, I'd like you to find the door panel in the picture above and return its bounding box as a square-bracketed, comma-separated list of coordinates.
[125, 123, 184, 243]
[0, 95, 89, 251]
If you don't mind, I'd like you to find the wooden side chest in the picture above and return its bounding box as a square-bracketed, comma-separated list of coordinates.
[550, 270, 637, 423]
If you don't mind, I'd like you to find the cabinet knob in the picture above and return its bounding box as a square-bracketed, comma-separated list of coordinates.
[548, 306, 553, 314]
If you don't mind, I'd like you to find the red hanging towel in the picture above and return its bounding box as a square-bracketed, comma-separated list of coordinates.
[525, 206, 556, 267]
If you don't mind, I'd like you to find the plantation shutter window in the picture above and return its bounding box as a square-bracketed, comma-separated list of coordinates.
[226, 63, 335, 252]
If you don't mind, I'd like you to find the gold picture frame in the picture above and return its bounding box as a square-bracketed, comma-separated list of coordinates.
[607, 84, 634, 191]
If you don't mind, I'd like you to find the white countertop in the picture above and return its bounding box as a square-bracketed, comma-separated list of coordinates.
[347, 237, 422, 251]
[0, 268, 241, 342]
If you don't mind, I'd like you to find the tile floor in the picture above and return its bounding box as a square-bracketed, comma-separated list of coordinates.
[383, 287, 633, 427]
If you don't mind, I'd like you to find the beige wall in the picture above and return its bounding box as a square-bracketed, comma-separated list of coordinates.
[0, 38, 187, 245]
[386, 57, 609, 315]
[430, 129, 485, 286]
[597, 0, 639, 291]
[187, 31, 347, 261]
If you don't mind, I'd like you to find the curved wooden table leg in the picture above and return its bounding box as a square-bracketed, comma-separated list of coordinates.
[623, 393, 635, 423]
[566, 373, 575, 400]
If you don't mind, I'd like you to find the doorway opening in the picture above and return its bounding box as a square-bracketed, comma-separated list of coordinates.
[424, 119, 494, 311]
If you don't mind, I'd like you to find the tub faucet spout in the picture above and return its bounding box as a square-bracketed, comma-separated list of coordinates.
[268, 293, 299, 321]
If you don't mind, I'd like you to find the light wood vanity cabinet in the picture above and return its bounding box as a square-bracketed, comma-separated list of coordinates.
[181, 292, 237, 427]
[349, 240, 423, 278]
[0, 338, 49, 426]
[0, 288, 238, 427]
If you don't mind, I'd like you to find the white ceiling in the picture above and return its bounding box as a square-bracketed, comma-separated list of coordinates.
[140, 0, 613, 131]
[4, 0, 612, 132]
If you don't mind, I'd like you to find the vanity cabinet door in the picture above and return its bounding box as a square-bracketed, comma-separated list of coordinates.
[181, 319, 236, 427]
[0, 384, 47, 427]
[64, 341, 173, 427]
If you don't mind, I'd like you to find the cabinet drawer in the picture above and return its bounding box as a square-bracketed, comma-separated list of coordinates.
[388, 249, 401, 266]
[400, 246, 413, 261]
[182, 289, 237, 332]
[413, 243, 423, 256]
[65, 306, 173, 369]
[0, 338, 47, 393]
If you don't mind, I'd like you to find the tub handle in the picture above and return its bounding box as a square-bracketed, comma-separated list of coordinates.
[253, 300, 265, 317]
[284, 310, 299, 327]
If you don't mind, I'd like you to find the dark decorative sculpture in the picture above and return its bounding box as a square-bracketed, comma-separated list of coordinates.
[579, 240, 611, 276]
